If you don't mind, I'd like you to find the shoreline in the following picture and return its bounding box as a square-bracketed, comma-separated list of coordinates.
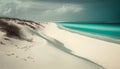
[57, 24, 120, 44]
[43, 23, 120, 69]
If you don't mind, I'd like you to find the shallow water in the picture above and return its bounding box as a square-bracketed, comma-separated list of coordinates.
[57, 22, 120, 39]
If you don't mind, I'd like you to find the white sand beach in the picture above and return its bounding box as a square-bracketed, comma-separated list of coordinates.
[43, 23, 120, 69]
[0, 20, 120, 69]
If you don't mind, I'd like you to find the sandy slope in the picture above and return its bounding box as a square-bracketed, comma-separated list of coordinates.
[0, 18, 104, 69]
[0, 17, 119, 69]
[43, 23, 120, 69]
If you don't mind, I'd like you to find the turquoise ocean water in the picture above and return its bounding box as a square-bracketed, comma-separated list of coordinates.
[57, 22, 120, 40]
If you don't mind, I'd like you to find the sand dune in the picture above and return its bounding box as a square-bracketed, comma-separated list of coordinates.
[0, 17, 119, 69]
